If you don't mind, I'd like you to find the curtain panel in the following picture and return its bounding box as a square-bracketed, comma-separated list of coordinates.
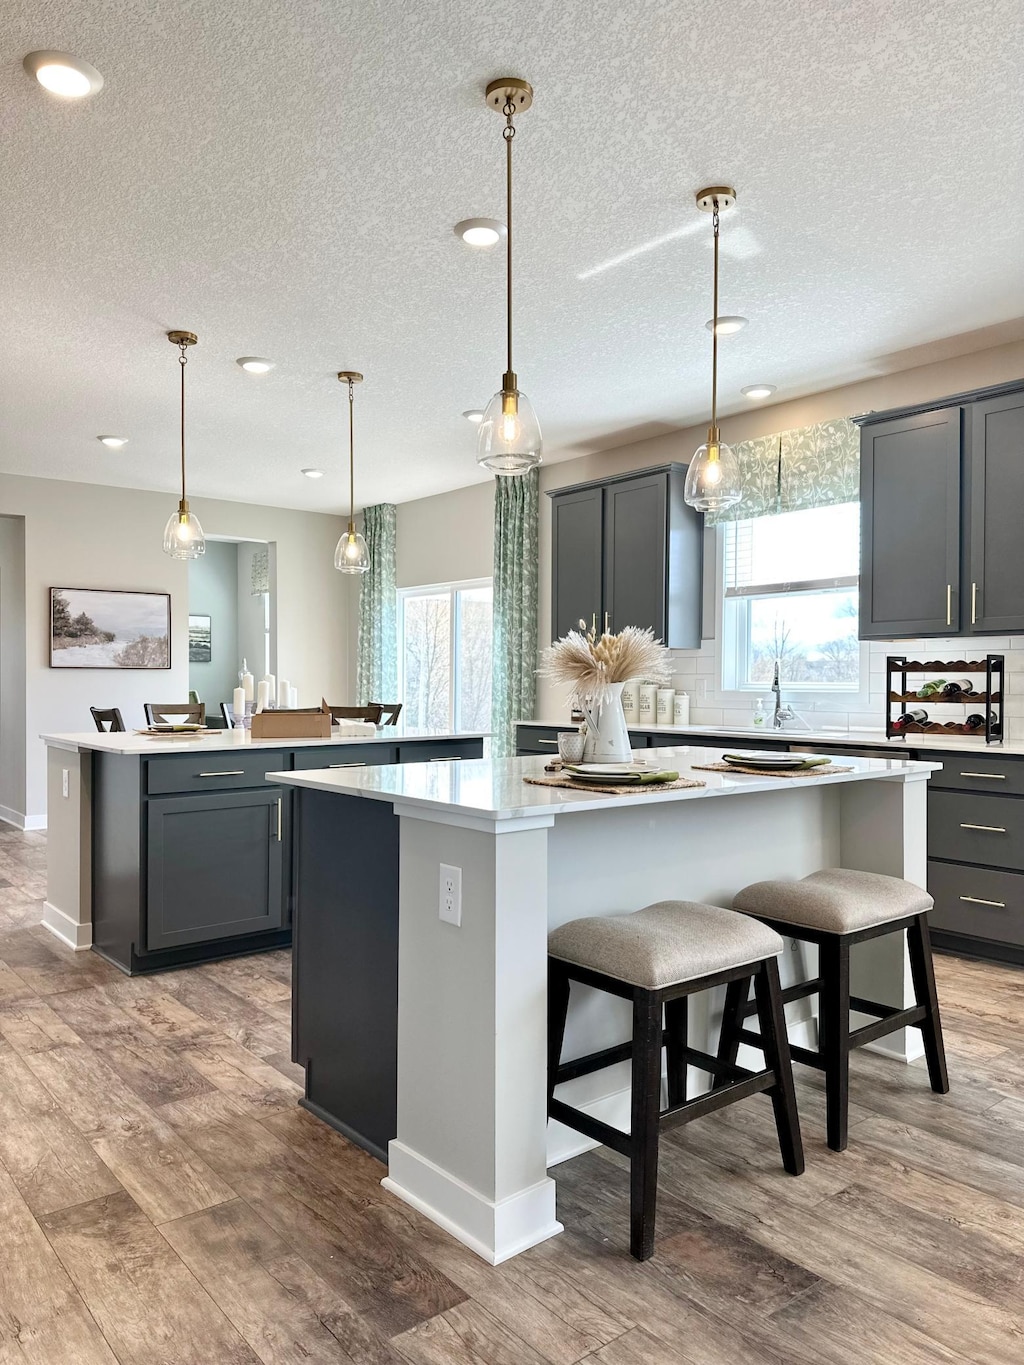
[356, 503, 398, 705]
[706, 416, 860, 523]
[491, 469, 539, 757]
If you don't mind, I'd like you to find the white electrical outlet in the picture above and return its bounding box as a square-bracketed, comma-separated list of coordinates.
[62, 768, 70, 799]
[439, 863, 462, 927]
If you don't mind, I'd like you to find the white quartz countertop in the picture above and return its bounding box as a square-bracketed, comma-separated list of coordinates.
[267, 744, 938, 824]
[517, 719, 1024, 757]
[40, 726, 487, 756]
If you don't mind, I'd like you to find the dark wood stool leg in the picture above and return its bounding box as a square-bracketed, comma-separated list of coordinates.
[820, 935, 851, 1152]
[547, 961, 571, 1113]
[752, 958, 805, 1175]
[665, 996, 688, 1105]
[714, 976, 750, 1090]
[629, 989, 663, 1261]
[907, 912, 950, 1095]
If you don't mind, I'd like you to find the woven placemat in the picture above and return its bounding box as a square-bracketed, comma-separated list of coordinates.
[690, 761, 854, 778]
[524, 773, 705, 795]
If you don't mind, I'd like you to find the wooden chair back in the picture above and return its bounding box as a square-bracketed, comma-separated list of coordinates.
[90, 706, 126, 733]
[326, 704, 384, 725]
[371, 702, 403, 726]
[144, 702, 206, 726]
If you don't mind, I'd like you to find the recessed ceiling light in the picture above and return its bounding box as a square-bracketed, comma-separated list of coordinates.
[453, 218, 506, 248]
[23, 51, 104, 98]
[741, 383, 776, 400]
[237, 357, 275, 374]
[462, 409, 485, 423]
[301, 467, 324, 479]
[705, 315, 747, 335]
[97, 435, 127, 448]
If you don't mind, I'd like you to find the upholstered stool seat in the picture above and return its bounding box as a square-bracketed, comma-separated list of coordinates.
[549, 900, 785, 989]
[727, 868, 948, 1153]
[734, 868, 933, 934]
[548, 900, 803, 1261]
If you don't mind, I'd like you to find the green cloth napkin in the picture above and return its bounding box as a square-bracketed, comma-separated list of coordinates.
[723, 753, 831, 770]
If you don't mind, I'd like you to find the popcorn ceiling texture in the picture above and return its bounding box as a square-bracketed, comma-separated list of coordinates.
[1, 0, 1021, 513]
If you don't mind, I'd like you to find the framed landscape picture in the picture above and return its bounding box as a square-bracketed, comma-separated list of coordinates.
[49, 588, 171, 669]
[188, 614, 212, 663]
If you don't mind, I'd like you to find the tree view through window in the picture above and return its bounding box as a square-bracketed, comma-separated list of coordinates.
[399, 582, 492, 730]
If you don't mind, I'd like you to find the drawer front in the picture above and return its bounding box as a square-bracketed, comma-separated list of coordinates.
[146, 749, 287, 795]
[920, 751, 1024, 796]
[292, 744, 397, 771]
[516, 726, 562, 755]
[928, 790, 1024, 871]
[927, 859, 1024, 946]
[396, 739, 484, 764]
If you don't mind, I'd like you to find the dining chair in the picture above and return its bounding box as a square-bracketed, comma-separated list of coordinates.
[326, 704, 384, 725]
[219, 701, 234, 728]
[90, 706, 126, 733]
[144, 702, 206, 726]
[371, 702, 403, 726]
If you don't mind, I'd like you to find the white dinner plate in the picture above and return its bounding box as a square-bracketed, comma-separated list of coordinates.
[564, 762, 651, 776]
[722, 751, 814, 768]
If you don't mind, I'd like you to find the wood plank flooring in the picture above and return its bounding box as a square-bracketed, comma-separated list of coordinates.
[1, 821, 1023, 1365]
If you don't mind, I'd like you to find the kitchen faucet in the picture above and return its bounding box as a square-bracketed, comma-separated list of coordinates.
[771, 660, 796, 730]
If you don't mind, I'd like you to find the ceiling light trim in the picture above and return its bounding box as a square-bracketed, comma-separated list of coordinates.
[23, 50, 104, 97]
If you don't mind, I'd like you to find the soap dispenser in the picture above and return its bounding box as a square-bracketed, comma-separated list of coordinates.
[752, 698, 766, 728]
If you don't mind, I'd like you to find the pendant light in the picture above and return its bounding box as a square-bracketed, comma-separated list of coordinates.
[684, 187, 743, 512]
[335, 371, 370, 574]
[162, 331, 206, 559]
[476, 77, 542, 475]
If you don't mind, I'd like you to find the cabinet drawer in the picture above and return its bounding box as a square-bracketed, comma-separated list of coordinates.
[516, 726, 562, 755]
[920, 751, 1024, 796]
[928, 790, 1024, 871]
[927, 859, 1024, 947]
[145, 749, 287, 795]
[292, 744, 396, 771]
[396, 739, 483, 764]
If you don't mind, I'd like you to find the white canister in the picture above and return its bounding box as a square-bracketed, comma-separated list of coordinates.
[621, 680, 640, 723]
[638, 683, 658, 723]
[656, 688, 675, 725]
[673, 692, 690, 727]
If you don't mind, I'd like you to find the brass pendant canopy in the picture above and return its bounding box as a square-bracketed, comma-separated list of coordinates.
[162, 330, 206, 559]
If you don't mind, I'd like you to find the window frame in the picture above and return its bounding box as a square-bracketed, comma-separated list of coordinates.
[397, 577, 493, 731]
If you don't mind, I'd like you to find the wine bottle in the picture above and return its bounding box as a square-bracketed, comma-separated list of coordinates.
[893, 708, 928, 731]
[966, 711, 1000, 735]
[941, 679, 975, 697]
[917, 680, 946, 698]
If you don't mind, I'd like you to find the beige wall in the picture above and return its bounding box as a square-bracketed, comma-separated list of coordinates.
[0, 515, 27, 823]
[0, 472, 352, 823]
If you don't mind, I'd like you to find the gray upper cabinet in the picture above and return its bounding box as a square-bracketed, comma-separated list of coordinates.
[859, 407, 962, 638]
[967, 391, 1024, 634]
[549, 464, 702, 648]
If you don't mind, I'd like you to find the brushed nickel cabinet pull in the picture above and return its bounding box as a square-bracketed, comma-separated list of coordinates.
[959, 822, 1007, 833]
[537, 739, 560, 746]
[946, 583, 952, 626]
[959, 894, 1006, 908]
[198, 769, 245, 777]
[328, 762, 366, 768]
[971, 581, 978, 625]
[276, 798, 282, 841]
[959, 771, 1005, 780]
[428, 756, 463, 762]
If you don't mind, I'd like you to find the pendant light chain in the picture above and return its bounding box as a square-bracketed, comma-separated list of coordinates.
[503, 96, 516, 387]
[178, 339, 189, 505]
[346, 377, 356, 533]
[710, 198, 721, 439]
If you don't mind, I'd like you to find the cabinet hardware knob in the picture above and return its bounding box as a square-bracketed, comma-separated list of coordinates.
[958, 894, 1005, 908]
[959, 822, 1007, 833]
[328, 762, 366, 768]
[946, 584, 952, 627]
[971, 581, 978, 625]
[428, 756, 463, 762]
[197, 770, 245, 777]
[959, 771, 1005, 780]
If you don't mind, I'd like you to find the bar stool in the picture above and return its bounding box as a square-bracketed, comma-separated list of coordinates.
[548, 900, 804, 1261]
[729, 868, 949, 1153]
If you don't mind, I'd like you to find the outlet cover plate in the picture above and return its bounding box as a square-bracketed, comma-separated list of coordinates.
[439, 863, 462, 927]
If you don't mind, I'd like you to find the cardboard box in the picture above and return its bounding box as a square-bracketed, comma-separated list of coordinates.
[250, 703, 332, 740]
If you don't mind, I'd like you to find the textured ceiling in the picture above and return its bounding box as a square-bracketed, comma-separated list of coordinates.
[1, 0, 1023, 514]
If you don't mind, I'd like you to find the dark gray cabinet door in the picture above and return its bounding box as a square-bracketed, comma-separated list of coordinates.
[146, 788, 284, 951]
[968, 392, 1024, 633]
[859, 408, 962, 638]
[550, 485, 603, 641]
[603, 472, 668, 638]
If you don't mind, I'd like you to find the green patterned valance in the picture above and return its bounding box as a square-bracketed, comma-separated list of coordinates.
[706, 416, 860, 524]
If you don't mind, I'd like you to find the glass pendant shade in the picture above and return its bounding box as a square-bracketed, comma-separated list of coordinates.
[683, 436, 742, 513]
[476, 387, 542, 475]
[335, 529, 370, 574]
[162, 505, 206, 560]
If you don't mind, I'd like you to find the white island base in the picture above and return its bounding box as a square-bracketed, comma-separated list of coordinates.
[273, 746, 935, 1265]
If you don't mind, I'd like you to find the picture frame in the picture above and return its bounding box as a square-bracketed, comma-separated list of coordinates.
[49, 587, 172, 669]
[188, 614, 212, 663]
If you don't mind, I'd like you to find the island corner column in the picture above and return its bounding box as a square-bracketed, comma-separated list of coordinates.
[382, 803, 563, 1265]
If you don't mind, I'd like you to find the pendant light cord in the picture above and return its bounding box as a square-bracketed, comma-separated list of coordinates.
[347, 378, 355, 533]
[711, 200, 721, 436]
[178, 341, 188, 505]
[503, 96, 516, 384]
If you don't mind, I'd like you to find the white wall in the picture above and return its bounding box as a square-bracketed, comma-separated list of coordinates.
[187, 540, 239, 707]
[236, 541, 273, 687]
[0, 472, 351, 824]
[0, 515, 27, 824]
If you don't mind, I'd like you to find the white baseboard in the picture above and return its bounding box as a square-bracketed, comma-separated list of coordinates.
[382, 1141, 562, 1265]
[25, 814, 47, 832]
[42, 902, 92, 951]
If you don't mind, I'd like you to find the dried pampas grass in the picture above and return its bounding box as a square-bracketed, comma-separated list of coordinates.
[539, 622, 671, 698]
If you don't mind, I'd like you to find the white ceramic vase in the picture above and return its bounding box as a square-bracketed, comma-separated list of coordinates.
[579, 683, 632, 763]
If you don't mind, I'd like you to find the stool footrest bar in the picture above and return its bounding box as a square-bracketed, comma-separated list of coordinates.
[849, 1004, 926, 1048]
[741, 978, 819, 1017]
[549, 1098, 633, 1157]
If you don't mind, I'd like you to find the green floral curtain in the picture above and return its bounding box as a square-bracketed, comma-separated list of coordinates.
[491, 469, 539, 757]
[357, 504, 398, 705]
[707, 417, 860, 523]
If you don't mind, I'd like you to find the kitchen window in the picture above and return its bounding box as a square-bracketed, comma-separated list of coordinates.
[397, 580, 493, 730]
[721, 502, 862, 692]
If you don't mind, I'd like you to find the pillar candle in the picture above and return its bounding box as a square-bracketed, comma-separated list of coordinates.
[240, 668, 254, 702]
[256, 680, 270, 712]
[232, 687, 245, 723]
[278, 679, 290, 710]
[288, 685, 298, 709]
[262, 674, 276, 705]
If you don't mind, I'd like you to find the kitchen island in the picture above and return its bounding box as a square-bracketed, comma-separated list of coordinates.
[40, 726, 485, 970]
[271, 743, 937, 1264]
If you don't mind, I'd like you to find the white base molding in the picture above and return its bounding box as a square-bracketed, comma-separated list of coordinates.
[0, 805, 45, 832]
[382, 1141, 562, 1265]
[42, 901, 92, 951]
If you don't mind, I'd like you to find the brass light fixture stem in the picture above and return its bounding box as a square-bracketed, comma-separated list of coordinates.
[337, 371, 363, 535]
[504, 95, 515, 390]
[710, 199, 720, 445]
[167, 331, 197, 514]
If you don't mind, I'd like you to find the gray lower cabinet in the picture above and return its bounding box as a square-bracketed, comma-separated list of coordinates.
[146, 788, 284, 950]
[967, 391, 1024, 633]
